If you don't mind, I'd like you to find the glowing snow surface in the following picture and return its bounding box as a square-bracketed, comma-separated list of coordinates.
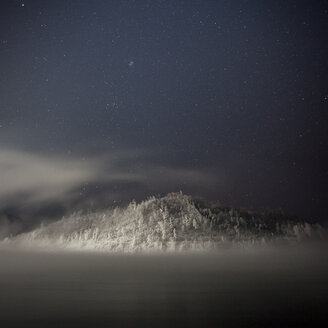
[2, 193, 326, 252]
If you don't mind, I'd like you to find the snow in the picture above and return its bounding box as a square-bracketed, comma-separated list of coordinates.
[2, 192, 326, 253]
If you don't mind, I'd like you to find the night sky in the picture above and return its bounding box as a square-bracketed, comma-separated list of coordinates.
[0, 0, 327, 223]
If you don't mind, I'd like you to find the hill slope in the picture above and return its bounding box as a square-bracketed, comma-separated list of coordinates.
[2, 193, 326, 252]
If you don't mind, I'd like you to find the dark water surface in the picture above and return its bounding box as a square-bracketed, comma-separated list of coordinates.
[0, 246, 327, 328]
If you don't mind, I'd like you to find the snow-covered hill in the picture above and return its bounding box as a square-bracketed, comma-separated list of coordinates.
[2, 193, 326, 252]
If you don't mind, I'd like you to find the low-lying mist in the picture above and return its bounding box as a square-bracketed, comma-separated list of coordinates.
[0, 245, 327, 328]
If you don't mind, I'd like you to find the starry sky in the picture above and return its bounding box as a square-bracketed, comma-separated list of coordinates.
[0, 0, 327, 223]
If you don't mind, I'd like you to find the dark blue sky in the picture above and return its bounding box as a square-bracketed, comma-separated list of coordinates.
[0, 0, 327, 222]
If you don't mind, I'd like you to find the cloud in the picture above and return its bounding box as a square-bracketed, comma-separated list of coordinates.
[0, 147, 220, 210]
[0, 148, 139, 205]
